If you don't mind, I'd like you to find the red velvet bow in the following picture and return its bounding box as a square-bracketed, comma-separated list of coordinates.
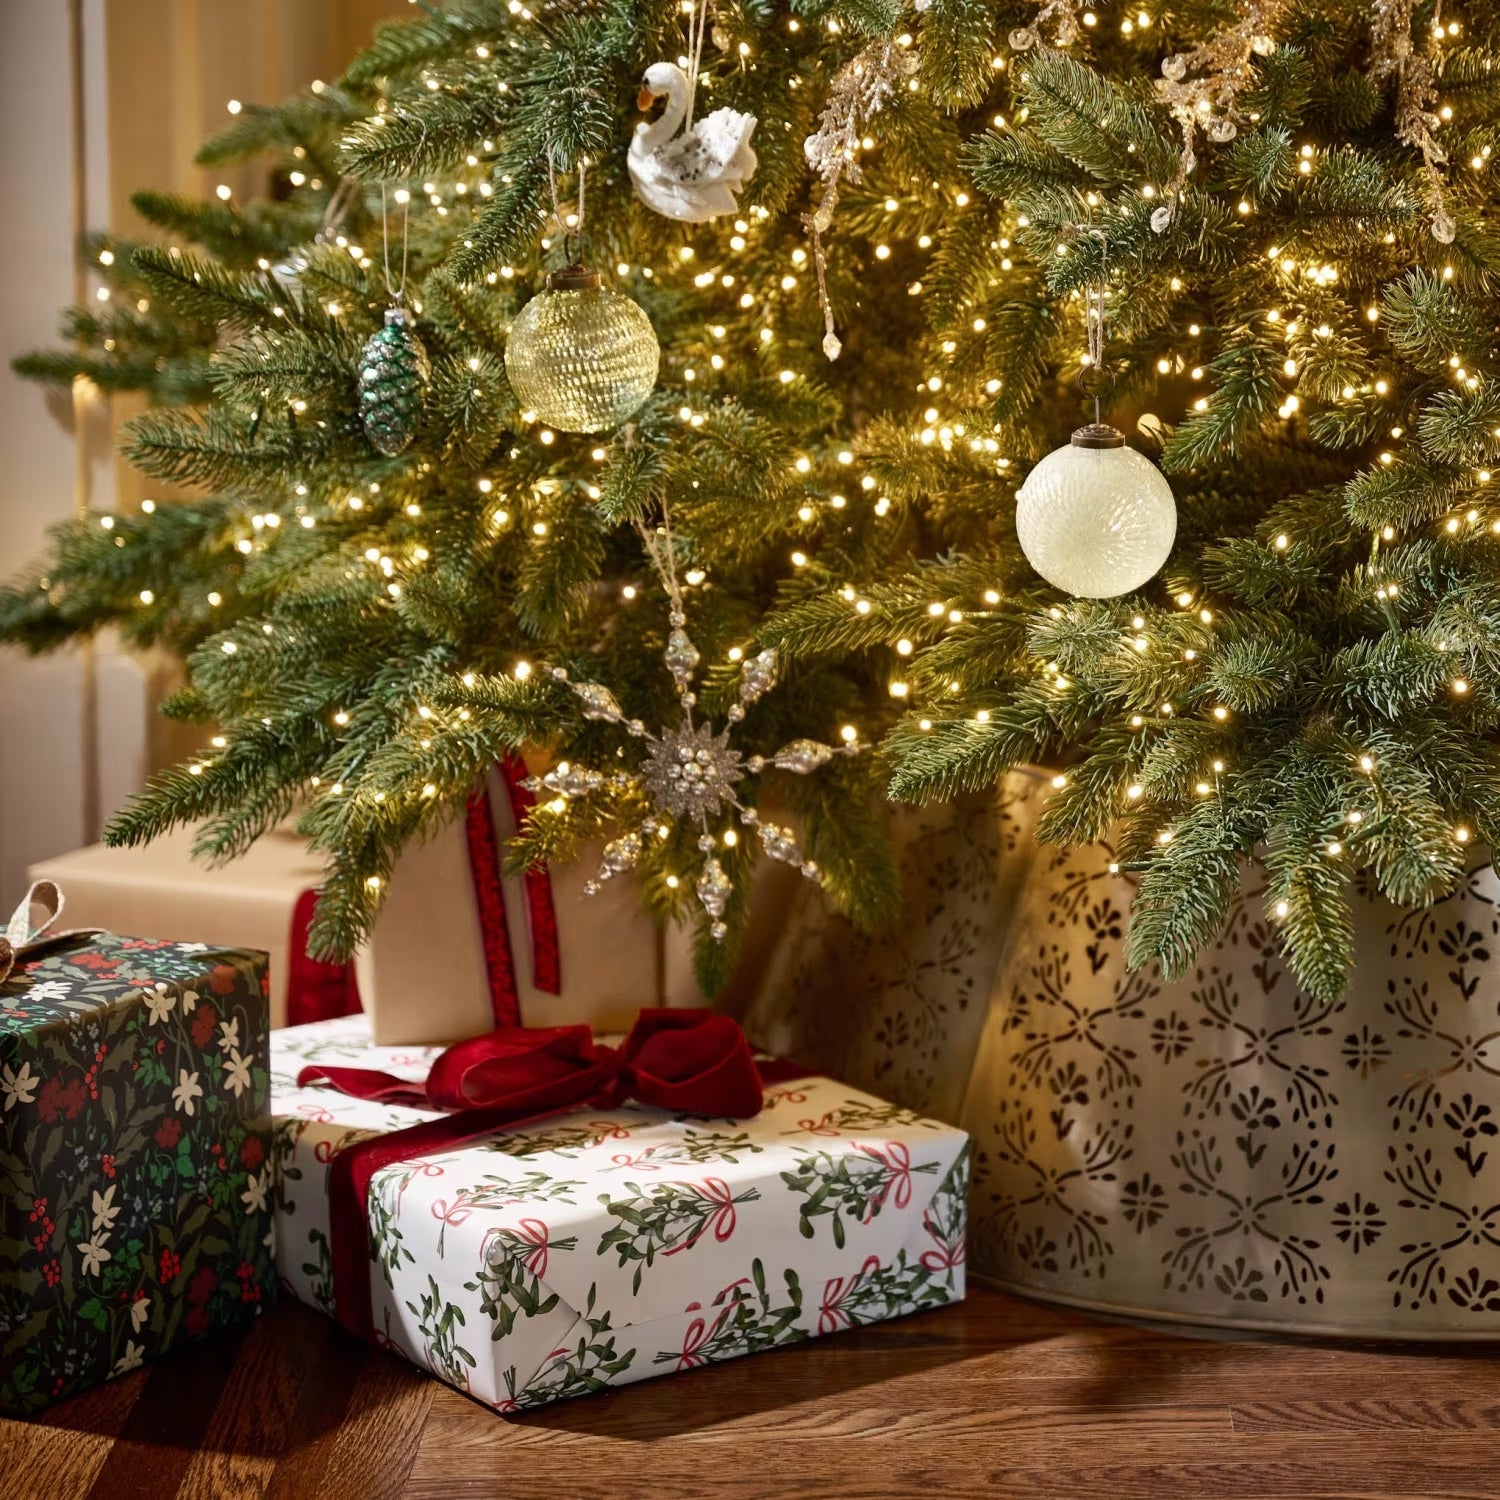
[297, 1010, 767, 1342]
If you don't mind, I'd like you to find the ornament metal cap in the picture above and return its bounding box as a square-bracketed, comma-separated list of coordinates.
[1070, 421, 1126, 451]
[383, 305, 410, 328]
[546, 263, 602, 292]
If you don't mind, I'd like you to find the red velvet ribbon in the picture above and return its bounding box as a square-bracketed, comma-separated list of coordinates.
[297, 1009, 769, 1343]
[285, 889, 362, 1028]
[463, 754, 562, 1027]
[282, 759, 558, 1031]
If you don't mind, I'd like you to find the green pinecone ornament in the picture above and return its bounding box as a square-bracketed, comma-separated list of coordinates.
[358, 307, 428, 457]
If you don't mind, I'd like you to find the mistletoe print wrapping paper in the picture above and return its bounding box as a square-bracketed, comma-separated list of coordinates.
[1, 936, 273, 1414]
[271, 1015, 968, 1412]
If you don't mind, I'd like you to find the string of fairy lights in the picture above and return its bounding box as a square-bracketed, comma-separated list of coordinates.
[75, 0, 1496, 901]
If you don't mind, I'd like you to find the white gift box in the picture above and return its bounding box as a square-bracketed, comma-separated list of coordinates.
[270, 1016, 968, 1412]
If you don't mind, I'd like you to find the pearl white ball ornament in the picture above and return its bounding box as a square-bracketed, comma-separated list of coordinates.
[504, 266, 659, 434]
[1015, 423, 1177, 598]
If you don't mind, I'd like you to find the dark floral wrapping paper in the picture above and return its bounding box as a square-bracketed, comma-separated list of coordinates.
[1, 935, 273, 1415]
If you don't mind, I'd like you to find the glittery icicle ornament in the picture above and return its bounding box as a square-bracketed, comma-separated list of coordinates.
[802, 38, 916, 361]
[358, 307, 428, 457]
[504, 266, 659, 434]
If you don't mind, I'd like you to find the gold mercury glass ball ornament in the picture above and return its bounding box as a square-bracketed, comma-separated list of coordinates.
[1015, 422, 1177, 598]
[504, 265, 660, 434]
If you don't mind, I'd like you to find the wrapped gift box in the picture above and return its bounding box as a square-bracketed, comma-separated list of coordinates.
[1, 931, 274, 1414]
[270, 1016, 968, 1412]
[30, 762, 772, 1045]
[355, 762, 707, 1045]
[29, 827, 339, 1030]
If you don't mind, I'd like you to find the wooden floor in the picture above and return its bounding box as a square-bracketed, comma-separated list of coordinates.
[5, 1285, 1500, 1499]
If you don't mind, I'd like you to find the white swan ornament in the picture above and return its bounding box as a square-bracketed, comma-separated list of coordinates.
[628, 62, 757, 224]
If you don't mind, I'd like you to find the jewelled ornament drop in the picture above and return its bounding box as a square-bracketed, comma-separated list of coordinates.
[1015, 422, 1177, 598]
[504, 266, 659, 434]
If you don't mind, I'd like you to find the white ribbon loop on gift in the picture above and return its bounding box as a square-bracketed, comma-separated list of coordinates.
[0, 880, 99, 983]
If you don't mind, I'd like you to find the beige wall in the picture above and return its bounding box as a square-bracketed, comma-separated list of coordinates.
[1, 0, 102, 900]
[103, 0, 404, 510]
[0, 0, 402, 897]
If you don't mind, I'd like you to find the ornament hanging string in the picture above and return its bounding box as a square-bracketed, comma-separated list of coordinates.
[1085, 236, 1106, 380]
[377, 115, 427, 305]
[1077, 227, 1115, 428]
[379, 181, 412, 307]
[321, 176, 360, 244]
[682, 0, 711, 130]
[546, 155, 588, 265]
[636, 510, 682, 610]
[633, 506, 692, 726]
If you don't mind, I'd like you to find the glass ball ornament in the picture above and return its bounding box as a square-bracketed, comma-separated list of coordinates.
[504, 266, 659, 434]
[1015, 423, 1177, 598]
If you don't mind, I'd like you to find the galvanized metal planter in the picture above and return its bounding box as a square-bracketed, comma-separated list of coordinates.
[965, 824, 1500, 1340]
[725, 783, 1044, 1126]
[731, 770, 1500, 1340]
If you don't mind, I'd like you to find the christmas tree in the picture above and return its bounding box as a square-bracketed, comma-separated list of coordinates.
[4, 0, 1497, 1003]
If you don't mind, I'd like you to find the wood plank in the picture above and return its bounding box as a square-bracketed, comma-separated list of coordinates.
[80, 1329, 247, 1500]
[297, 1343, 433, 1500]
[10, 1285, 1500, 1500]
[422, 1320, 1500, 1446]
[0, 1372, 145, 1500]
[170, 1303, 340, 1499]
[401, 1433, 1500, 1500]
[399, 1291, 1500, 1500]
[257, 1315, 372, 1500]
[419, 1386, 1229, 1448]
[1230, 1398, 1500, 1433]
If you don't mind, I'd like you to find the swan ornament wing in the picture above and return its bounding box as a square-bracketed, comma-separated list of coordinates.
[660, 109, 757, 184]
[630, 171, 739, 223]
[628, 109, 758, 222]
[628, 165, 730, 223]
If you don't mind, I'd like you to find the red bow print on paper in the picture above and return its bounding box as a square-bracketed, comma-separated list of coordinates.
[856, 1141, 915, 1218]
[818, 1256, 883, 1335]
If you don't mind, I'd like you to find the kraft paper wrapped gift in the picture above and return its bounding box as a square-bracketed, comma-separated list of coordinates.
[27, 785, 687, 1044]
[29, 826, 335, 1031]
[354, 760, 704, 1045]
[269, 1014, 968, 1412]
[1, 910, 274, 1415]
[28, 781, 716, 1047]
